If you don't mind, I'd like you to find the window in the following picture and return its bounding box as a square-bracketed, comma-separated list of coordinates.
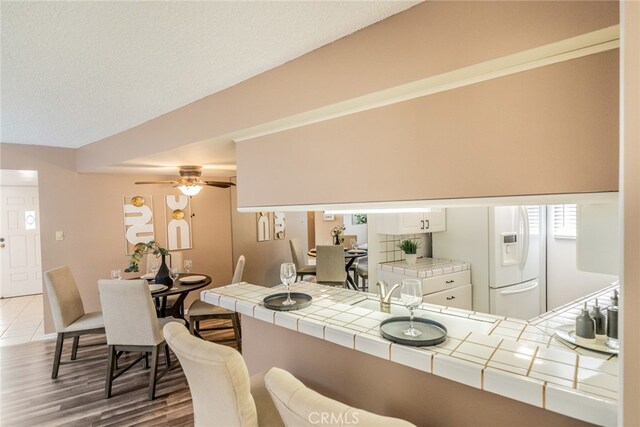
[553, 204, 577, 239]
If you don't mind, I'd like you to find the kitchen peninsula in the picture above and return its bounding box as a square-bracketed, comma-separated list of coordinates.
[203, 282, 618, 427]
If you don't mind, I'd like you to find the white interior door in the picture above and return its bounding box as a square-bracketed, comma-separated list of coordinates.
[1, 185, 43, 297]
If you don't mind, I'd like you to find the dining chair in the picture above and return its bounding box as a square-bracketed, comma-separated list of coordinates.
[289, 238, 316, 281]
[98, 279, 184, 400]
[264, 367, 416, 427]
[341, 234, 358, 249]
[355, 258, 369, 291]
[315, 245, 347, 287]
[44, 266, 105, 379]
[163, 322, 284, 427]
[186, 255, 244, 351]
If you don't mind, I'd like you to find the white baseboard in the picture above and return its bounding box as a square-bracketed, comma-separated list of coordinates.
[43, 333, 57, 341]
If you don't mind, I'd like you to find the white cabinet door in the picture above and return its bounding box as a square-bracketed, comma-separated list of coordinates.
[376, 210, 447, 235]
[422, 284, 472, 310]
[424, 209, 446, 232]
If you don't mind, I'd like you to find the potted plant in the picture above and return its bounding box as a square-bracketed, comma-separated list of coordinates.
[330, 225, 346, 245]
[398, 239, 420, 265]
[124, 240, 171, 285]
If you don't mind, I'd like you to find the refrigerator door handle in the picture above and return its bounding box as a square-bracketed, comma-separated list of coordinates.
[519, 206, 530, 271]
[499, 282, 538, 296]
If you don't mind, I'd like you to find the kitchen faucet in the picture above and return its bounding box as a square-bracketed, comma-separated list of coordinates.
[376, 280, 400, 313]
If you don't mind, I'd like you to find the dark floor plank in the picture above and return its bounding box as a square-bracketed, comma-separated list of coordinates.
[0, 319, 238, 426]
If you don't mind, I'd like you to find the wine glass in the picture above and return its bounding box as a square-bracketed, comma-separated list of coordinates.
[110, 269, 122, 280]
[400, 279, 423, 337]
[279, 263, 297, 306]
[350, 239, 358, 251]
[184, 259, 192, 274]
[169, 267, 179, 290]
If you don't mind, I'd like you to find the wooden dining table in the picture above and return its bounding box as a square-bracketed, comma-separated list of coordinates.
[145, 273, 212, 319]
[307, 248, 367, 290]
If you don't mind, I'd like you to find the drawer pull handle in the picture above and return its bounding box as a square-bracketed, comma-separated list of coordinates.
[445, 280, 455, 284]
[446, 296, 456, 300]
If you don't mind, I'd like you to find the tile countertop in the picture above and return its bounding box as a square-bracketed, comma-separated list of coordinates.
[202, 281, 619, 426]
[377, 257, 470, 277]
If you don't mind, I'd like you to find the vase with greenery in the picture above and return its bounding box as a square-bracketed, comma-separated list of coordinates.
[398, 239, 420, 265]
[330, 225, 346, 245]
[125, 240, 172, 285]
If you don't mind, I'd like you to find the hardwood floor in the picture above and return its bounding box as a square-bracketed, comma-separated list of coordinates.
[0, 320, 238, 426]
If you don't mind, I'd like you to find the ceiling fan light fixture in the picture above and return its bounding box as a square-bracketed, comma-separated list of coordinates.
[179, 184, 202, 196]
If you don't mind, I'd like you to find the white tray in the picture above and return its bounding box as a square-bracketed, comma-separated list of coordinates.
[555, 324, 618, 355]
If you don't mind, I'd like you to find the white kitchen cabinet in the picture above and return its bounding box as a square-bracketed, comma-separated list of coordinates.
[422, 284, 472, 310]
[377, 268, 472, 311]
[377, 209, 446, 235]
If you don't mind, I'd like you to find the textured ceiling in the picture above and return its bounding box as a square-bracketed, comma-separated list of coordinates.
[1, 1, 417, 148]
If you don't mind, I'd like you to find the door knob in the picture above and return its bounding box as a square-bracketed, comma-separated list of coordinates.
[0, 243, 5, 248]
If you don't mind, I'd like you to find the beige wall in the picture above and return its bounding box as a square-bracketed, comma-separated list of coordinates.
[77, 1, 618, 171]
[0, 143, 234, 333]
[313, 212, 344, 246]
[243, 316, 589, 427]
[237, 51, 619, 208]
[621, 2, 640, 425]
[230, 181, 308, 287]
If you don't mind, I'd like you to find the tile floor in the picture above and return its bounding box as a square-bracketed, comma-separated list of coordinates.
[0, 294, 44, 346]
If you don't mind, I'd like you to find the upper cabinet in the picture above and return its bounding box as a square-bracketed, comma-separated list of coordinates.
[377, 209, 446, 235]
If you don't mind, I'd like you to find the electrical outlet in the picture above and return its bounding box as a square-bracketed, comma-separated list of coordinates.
[55, 231, 64, 241]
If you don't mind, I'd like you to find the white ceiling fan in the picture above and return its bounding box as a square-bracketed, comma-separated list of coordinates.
[135, 165, 235, 196]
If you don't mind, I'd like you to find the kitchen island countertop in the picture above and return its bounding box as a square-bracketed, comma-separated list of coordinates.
[202, 281, 618, 426]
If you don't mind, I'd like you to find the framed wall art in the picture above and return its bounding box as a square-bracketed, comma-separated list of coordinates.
[122, 195, 154, 254]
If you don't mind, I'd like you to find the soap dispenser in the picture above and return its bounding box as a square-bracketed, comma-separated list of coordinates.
[590, 299, 607, 343]
[606, 290, 619, 350]
[575, 302, 596, 345]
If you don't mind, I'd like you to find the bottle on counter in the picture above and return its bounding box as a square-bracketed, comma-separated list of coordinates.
[606, 290, 619, 350]
[575, 302, 596, 345]
[590, 299, 607, 343]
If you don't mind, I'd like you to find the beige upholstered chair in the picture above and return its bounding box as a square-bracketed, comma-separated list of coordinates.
[44, 266, 105, 379]
[265, 368, 416, 427]
[187, 255, 244, 350]
[355, 259, 369, 291]
[98, 279, 184, 400]
[289, 239, 316, 281]
[163, 322, 284, 427]
[315, 245, 347, 287]
[341, 234, 358, 249]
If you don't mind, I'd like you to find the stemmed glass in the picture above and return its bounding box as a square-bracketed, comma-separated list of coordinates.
[350, 239, 358, 251]
[184, 259, 192, 274]
[110, 269, 122, 280]
[400, 279, 423, 337]
[279, 263, 297, 306]
[169, 267, 179, 290]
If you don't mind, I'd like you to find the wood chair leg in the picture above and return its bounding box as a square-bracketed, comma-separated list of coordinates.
[71, 336, 80, 360]
[143, 353, 149, 369]
[164, 343, 171, 368]
[148, 346, 160, 400]
[105, 345, 116, 399]
[232, 313, 242, 353]
[51, 333, 64, 379]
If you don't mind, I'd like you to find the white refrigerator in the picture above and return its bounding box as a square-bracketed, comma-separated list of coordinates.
[488, 206, 542, 320]
[433, 205, 544, 320]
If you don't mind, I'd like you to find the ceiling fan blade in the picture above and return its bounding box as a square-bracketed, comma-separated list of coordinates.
[204, 181, 236, 188]
[135, 181, 179, 185]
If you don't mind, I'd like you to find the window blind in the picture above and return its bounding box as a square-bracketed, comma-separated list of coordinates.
[553, 204, 577, 238]
[526, 206, 540, 235]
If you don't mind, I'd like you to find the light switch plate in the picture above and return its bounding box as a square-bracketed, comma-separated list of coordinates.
[55, 231, 64, 241]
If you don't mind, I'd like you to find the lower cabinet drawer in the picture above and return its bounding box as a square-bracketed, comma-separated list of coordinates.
[422, 270, 470, 295]
[422, 284, 472, 311]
